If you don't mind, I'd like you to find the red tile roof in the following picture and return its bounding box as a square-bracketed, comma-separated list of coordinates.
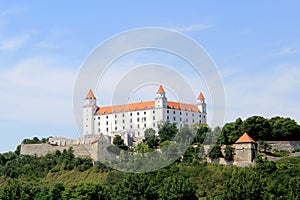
[96, 101, 199, 115]
[235, 133, 256, 143]
[157, 85, 165, 93]
[86, 89, 96, 99]
[198, 92, 205, 100]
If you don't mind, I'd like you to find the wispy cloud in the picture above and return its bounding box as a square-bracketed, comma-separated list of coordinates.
[269, 46, 299, 57]
[174, 24, 213, 33]
[0, 34, 31, 51]
[1, 6, 24, 16]
[0, 57, 76, 123]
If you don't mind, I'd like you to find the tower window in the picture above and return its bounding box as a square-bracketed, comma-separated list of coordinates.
[144, 111, 146, 115]
[106, 128, 108, 132]
[153, 110, 155, 114]
[106, 121, 108, 125]
[130, 113, 132, 116]
[115, 120, 117, 124]
[98, 122, 100, 126]
[106, 116, 108, 119]
[115, 114, 117, 118]
[122, 113, 125, 117]
[137, 112, 139, 115]
[167, 110, 169, 114]
[98, 117, 100, 120]
[173, 111, 175, 114]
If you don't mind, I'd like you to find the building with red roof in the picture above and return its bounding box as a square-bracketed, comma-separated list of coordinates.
[82, 85, 207, 145]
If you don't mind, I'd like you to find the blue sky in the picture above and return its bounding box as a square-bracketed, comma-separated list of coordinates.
[1, 1, 300, 152]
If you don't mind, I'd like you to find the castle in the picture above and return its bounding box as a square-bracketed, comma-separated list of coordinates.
[81, 85, 207, 145]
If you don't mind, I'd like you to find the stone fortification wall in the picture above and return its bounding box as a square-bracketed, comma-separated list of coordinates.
[20, 143, 91, 158]
[267, 141, 300, 152]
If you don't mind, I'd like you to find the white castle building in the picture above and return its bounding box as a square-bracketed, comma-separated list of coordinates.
[83, 85, 207, 144]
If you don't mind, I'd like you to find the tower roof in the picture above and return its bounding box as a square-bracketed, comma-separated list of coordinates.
[198, 92, 205, 100]
[235, 133, 256, 143]
[157, 85, 165, 93]
[86, 89, 96, 99]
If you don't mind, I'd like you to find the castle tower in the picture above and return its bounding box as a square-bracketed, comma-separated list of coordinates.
[234, 133, 257, 166]
[83, 89, 98, 135]
[155, 85, 167, 108]
[197, 92, 206, 113]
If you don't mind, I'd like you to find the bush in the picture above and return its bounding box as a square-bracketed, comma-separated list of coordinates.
[272, 150, 290, 157]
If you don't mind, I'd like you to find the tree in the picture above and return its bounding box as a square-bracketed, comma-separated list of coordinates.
[258, 140, 272, 153]
[144, 128, 159, 148]
[136, 142, 149, 154]
[113, 135, 125, 146]
[241, 116, 271, 141]
[158, 123, 178, 142]
[175, 125, 194, 144]
[269, 117, 300, 140]
[224, 146, 235, 161]
[192, 123, 210, 144]
[208, 145, 223, 159]
[158, 175, 197, 200]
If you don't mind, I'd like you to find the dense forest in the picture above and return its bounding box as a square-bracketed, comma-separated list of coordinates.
[0, 115, 300, 199]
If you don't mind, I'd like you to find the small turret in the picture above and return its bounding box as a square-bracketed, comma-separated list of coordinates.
[155, 85, 167, 108]
[197, 92, 206, 113]
[83, 89, 98, 135]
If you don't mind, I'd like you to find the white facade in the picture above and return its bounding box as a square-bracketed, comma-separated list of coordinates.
[83, 86, 207, 142]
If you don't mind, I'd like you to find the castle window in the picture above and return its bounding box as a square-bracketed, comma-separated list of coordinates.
[144, 124, 146, 128]
[199, 114, 201, 118]
[173, 111, 175, 114]
[167, 116, 169, 120]
[115, 114, 117, 118]
[98, 122, 100, 126]
[106, 121, 108, 125]
[137, 118, 140, 122]
[130, 119, 133, 123]
[123, 126, 125, 130]
[122, 113, 125, 117]
[180, 117, 182, 121]
[130, 125, 133, 129]
[98, 117, 100, 120]
[167, 110, 169, 114]
[192, 119, 194, 123]
[204, 116, 206, 118]
[115, 127, 117, 131]
[122, 119, 125, 123]
[186, 113, 188, 116]
[199, 120, 201, 123]
[144, 111, 146, 115]
[106, 116, 108, 119]
[143, 117, 146, 122]
[192, 113, 194, 117]
[153, 123, 155, 127]
[137, 124, 140, 128]
[153, 110, 155, 114]
[106, 128, 108, 132]
[137, 112, 139, 115]
[130, 113, 132, 117]
[180, 112, 182, 115]
[153, 116, 155, 120]
[98, 128, 100, 132]
[115, 120, 117, 124]
[173, 117, 176, 121]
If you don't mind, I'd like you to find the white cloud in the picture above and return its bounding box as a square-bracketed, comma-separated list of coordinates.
[0, 34, 31, 51]
[174, 24, 213, 32]
[0, 57, 77, 123]
[224, 64, 300, 124]
[269, 46, 299, 57]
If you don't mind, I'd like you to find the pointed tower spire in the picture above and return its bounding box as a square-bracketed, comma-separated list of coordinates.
[197, 92, 205, 100]
[157, 85, 165, 94]
[86, 89, 96, 99]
